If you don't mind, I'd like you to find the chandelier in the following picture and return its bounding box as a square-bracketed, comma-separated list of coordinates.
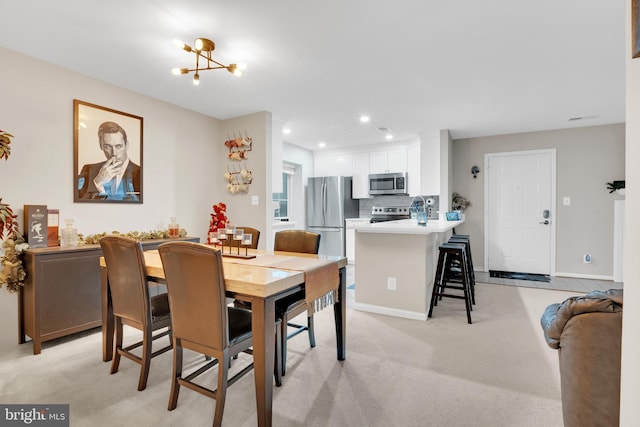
[171, 38, 246, 85]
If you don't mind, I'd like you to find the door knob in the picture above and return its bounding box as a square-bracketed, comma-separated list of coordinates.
[539, 220, 550, 225]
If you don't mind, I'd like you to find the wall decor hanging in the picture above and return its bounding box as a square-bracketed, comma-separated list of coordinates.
[224, 132, 254, 194]
[225, 131, 252, 161]
[74, 99, 143, 203]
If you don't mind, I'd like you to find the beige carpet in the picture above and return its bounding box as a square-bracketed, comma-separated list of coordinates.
[0, 283, 578, 427]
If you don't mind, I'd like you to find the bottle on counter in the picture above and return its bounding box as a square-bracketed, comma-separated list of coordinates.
[169, 217, 180, 238]
[60, 219, 78, 247]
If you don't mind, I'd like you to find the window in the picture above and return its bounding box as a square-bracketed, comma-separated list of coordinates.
[272, 165, 294, 220]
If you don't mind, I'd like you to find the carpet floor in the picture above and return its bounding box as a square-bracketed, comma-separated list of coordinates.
[0, 283, 577, 427]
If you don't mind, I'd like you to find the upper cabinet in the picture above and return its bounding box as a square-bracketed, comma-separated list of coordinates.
[369, 148, 407, 174]
[314, 154, 353, 177]
[407, 143, 421, 196]
[352, 153, 371, 199]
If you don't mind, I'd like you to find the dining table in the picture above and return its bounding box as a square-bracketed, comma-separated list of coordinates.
[99, 245, 348, 427]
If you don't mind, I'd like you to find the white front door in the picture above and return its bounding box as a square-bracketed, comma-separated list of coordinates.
[485, 149, 555, 274]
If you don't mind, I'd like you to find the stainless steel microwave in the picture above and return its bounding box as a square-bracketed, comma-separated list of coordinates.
[368, 172, 408, 195]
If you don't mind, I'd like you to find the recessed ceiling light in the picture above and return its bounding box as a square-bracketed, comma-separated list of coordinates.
[385, 134, 393, 140]
[360, 115, 370, 123]
[318, 142, 326, 148]
[283, 128, 291, 134]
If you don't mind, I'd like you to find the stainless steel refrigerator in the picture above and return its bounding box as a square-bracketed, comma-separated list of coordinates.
[306, 176, 359, 256]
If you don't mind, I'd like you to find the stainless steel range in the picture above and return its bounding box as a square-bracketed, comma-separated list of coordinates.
[369, 206, 412, 223]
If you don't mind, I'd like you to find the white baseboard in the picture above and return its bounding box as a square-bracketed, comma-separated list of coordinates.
[554, 271, 614, 281]
[351, 301, 427, 321]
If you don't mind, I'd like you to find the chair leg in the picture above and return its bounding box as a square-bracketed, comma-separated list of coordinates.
[111, 318, 123, 374]
[428, 251, 446, 317]
[213, 354, 229, 427]
[138, 324, 153, 391]
[307, 314, 316, 348]
[168, 343, 182, 411]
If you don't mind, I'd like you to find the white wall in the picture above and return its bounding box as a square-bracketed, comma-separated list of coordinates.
[620, 0, 640, 423]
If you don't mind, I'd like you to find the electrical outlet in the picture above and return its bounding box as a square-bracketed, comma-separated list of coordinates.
[387, 277, 397, 290]
[584, 254, 592, 264]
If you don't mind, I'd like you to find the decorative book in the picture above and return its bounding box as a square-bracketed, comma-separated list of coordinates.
[23, 205, 48, 248]
[47, 209, 60, 247]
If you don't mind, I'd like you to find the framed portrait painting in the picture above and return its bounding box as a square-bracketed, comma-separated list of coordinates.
[73, 99, 143, 203]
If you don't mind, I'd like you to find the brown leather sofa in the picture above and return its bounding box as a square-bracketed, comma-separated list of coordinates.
[540, 289, 623, 427]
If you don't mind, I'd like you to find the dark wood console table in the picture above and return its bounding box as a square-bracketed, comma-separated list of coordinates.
[19, 236, 199, 354]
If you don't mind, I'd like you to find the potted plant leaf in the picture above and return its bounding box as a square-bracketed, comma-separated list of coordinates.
[0, 130, 28, 292]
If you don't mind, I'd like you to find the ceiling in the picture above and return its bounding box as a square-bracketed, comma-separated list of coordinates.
[0, 1, 626, 151]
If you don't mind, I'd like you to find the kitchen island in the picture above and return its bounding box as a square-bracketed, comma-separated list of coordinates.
[353, 218, 463, 320]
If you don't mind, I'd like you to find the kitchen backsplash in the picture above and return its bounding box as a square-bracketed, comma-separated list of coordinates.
[358, 194, 440, 219]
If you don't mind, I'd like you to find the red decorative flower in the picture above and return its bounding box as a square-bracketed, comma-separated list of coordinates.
[208, 202, 228, 244]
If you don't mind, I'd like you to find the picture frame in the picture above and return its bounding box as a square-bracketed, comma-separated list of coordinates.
[634, 0, 640, 58]
[73, 99, 143, 203]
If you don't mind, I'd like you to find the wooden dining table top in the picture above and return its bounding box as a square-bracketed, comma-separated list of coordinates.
[99, 245, 347, 298]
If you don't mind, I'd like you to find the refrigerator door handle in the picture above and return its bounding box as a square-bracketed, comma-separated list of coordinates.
[322, 181, 327, 222]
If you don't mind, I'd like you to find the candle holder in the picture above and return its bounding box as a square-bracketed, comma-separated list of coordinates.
[240, 233, 253, 256]
[233, 228, 244, 255]
[225, 227, 235, 254]
[219, 227, 256, 259]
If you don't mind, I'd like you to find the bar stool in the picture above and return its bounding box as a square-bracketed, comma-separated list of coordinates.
[428, 242, 473, 324]
[446, 235, 476, 304]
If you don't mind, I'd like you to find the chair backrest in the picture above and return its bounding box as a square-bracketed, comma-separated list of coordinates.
[100, 236, 151, 326]
[274, 230, 321, 254]
[158, 242, 228, 351]
[236, 226, 260, 249]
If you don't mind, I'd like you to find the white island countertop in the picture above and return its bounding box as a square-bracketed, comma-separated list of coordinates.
[354, 218, 463, 235]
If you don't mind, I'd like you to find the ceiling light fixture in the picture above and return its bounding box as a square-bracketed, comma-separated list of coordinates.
[360, 115, 370, 123]
[171, 38, 246, 85]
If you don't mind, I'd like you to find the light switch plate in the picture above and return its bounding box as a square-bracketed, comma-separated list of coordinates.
[251, 195, 259, 206]
[563, 197, 571, 206]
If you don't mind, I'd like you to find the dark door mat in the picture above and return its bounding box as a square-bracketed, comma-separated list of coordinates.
[489, 270, 551, 282]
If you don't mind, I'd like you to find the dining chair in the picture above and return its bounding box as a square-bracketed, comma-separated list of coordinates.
[273, 229, 321, 376]
[232, 226, 260, 310]
[158, 241, 281, 426]
[99, 236, 173, 391]
[236, 226, 260, 249]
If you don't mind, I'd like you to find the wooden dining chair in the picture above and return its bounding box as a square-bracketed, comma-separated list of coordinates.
[236, 226, 260, 249]
[232, 226, 261, 310]
[158, 241, 281, 426]
[273, 229, 321, 376]
[99, 236, 172, 391]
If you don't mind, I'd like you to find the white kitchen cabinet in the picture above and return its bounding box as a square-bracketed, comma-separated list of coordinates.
[314, 154, 353, 177]
[352, 153, 371, 199]
[407, 143, 421, 196]
[335, 154, 354, 177]
[369, 148, 407, 174]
